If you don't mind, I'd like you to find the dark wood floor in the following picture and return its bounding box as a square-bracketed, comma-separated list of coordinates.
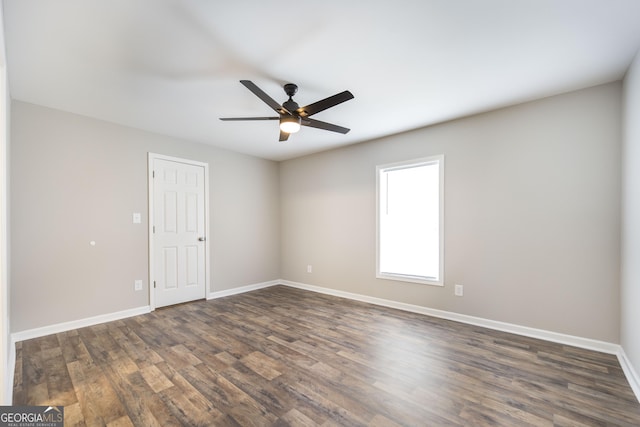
[13, 285, 640, 426]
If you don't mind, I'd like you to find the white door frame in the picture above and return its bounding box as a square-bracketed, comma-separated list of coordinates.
[148, 153, 210, 310]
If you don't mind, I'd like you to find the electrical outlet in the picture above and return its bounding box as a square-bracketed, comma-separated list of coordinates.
[307, 265, 313, 273]
[134, 280, 143, 291]
[454, 284, 464, 297]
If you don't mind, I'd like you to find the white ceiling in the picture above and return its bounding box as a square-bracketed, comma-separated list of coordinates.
[3, 1, 640, 161]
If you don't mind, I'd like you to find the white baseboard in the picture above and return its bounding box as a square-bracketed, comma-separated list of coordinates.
[279, 280, 621, 355]
[6, 336, 15, 405]
[207, 280, 279, 300]
[10, 306, 152, 344]
[617, 347, 640, 403]
[9, 279, 278, 343]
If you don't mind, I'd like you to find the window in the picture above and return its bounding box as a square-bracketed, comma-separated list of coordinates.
[376, 155, 444, 285]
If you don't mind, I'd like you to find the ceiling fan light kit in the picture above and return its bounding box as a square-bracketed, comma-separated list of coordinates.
[220, 80, 354, 142]
[279, 115, 301, 133]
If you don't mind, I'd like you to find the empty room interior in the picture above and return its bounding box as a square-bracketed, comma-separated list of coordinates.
[1, 1, 640, 425]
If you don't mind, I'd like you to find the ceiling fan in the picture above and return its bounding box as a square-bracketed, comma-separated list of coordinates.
[220, 80, 354, 141]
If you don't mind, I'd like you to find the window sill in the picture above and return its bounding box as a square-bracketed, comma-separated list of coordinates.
[376, 272, 443, 287]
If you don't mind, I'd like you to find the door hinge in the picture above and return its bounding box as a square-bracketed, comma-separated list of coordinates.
[153, 281, 156, 289]
[153, 225, 155, 233]
[152, 170, 155, 178]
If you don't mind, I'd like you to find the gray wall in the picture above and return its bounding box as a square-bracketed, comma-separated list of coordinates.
[622, 51, 640, 376]
[280, 83, 622, 343]
[10, 101, 280, 332]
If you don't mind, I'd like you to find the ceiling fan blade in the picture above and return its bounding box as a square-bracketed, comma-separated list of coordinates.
[219, 117, 279, 121]
[302, 118, 350, 134]
[240, 80, 290, 114]
[296, 90, 354, 117]
[279, 130, 290, 142]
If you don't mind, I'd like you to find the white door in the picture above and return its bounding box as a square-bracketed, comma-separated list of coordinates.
[152, 157, 207, 308]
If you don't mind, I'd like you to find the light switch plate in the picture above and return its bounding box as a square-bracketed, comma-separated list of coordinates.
[133, 212, 141, 224]
[134, 280, 143, 291]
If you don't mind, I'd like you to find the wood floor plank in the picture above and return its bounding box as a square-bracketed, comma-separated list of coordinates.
[66, 360, 106, 426]
[13, 285, 640, 426]
[106, 415, 135, 427]
[139, 364, 174, 394]
[105, 361, 177, 427]
[64, 402, 86, 427]
[43, 348, 77, 406]
[277, 408, 318, 427]
[241, 351, 283, 381]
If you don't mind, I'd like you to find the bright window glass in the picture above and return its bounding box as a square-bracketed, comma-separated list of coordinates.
[377, 156, 444, 285]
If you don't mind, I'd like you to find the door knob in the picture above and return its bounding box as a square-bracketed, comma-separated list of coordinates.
[198, 237, 206, 242]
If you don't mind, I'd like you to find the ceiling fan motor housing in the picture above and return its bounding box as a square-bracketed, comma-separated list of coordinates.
[283, 99, 299, 113]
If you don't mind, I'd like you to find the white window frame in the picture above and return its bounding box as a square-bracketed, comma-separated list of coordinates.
[376, 155, 444, 286]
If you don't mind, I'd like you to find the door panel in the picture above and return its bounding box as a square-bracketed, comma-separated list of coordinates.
[153, 158, 206, 307]
[163, 247, 178, 289]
